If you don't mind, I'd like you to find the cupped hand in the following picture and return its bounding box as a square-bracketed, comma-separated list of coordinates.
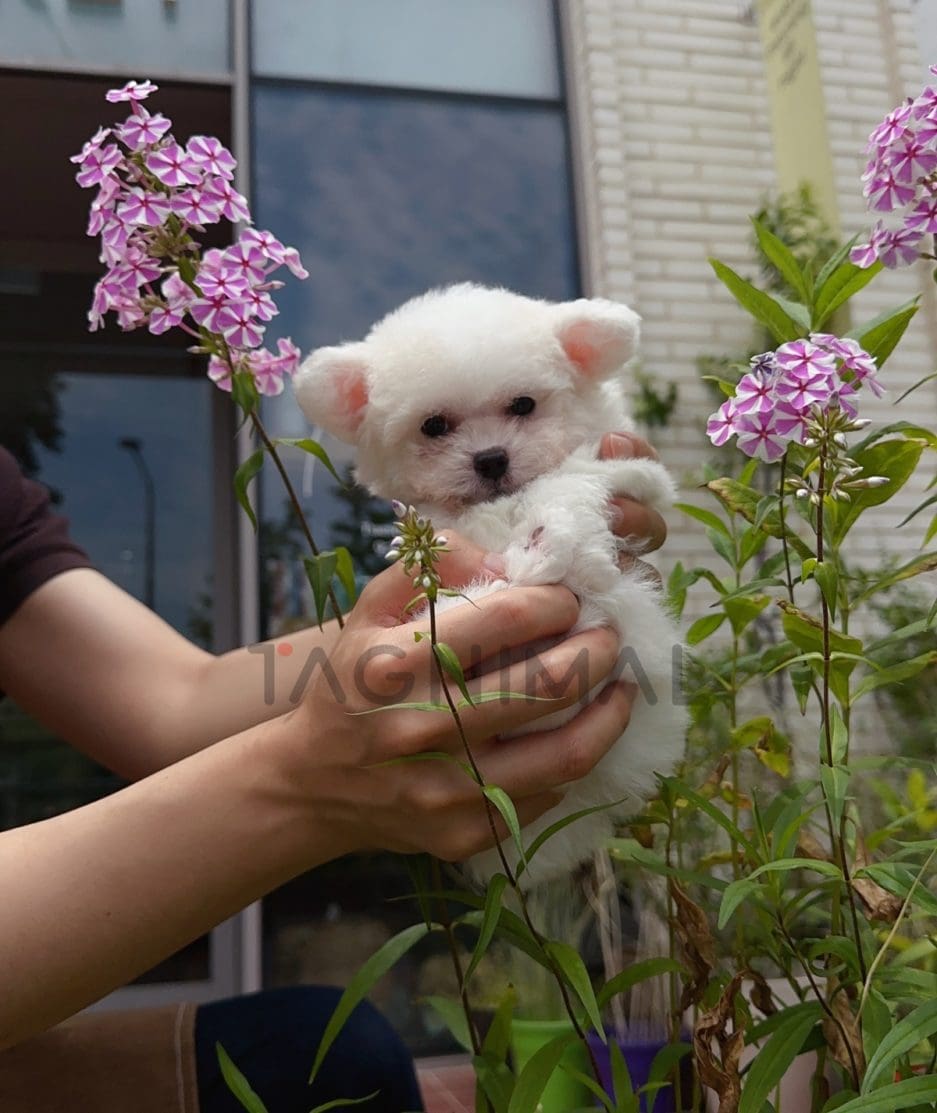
[289, 532, 635, 862]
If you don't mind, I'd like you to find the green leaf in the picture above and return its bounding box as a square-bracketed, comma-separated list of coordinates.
[706, 477, 813, 559]
[465, 873, 508, 981]
[434, 641, 475, 707]
[739, 1003, 822, 1113]
[424, 996, 475, 1054]
[724, 594, 771, 636]
[830, 440, 925, 544]
[233, 448, 264, 532]
[833, 1076, 937, 1112]
[609, 1041, 639, 1113]
[718, 877, 760, 929]
[482, 985, 516, 1063]
[709, 259, 803, 342]
[852, 652, 937, 701]
[812, 259, 882, 329]
[752, 220, 810, 304]
[519, 800, 623, 878]
[772, 293, 812, 332]
[216, 1043, 270, 1113]
[507, 1033, 577, 1113]
[309, 1093, 381, 1113]
[830, 704, 848, 765]
[675, 501, 731, 537]
[895, 369, 937, 404]
[662, 779, 759, 857]
[849, 299, 919, 370]
[862, 999, 937, 1094]
[544, 940, 605, 1038]
[474, 1052, 513, 1113]
[309, 923, 436, 1082]
[820, 764, 851, 827]
[813, 561, 840, 622]
[333, 546, 358, 605]
[304, 552, 338, 628]
[482, 785, 526, 867]
[687, 613, 727, 646]
[645, 1041, 692, 1113]
[274, 436, 342, 482]
[747, 857, 843, 882]
[813, 234, 860, 296]
[856, 553, 937, 603]
[597, 956, 686, 1010]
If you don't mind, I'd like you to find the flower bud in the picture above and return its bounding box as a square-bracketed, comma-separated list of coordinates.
[804, 437, 818, 448]
[865, 476, 889, 487]
[391, 500, 407, 518]
[436, 536, 448, 546]
[385, 548, 400, 562]
[421, 575, 433, 589]
[795, 487, 810, 499]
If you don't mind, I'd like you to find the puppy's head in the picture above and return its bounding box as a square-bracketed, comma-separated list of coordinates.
[294, 284, 640, 513]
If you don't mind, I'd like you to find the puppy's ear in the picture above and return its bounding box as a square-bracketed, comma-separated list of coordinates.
[554, 299, 641, 381]
[294, 344, 370, 443]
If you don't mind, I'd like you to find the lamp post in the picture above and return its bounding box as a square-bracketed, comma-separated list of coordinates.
[118, 437, 156, 611]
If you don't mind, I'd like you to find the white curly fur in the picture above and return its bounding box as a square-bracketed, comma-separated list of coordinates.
[294, 284, 687, 888]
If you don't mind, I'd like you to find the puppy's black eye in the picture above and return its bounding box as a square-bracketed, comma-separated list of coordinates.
[420, 414, 449, 438]
[509, 396, 536, 417]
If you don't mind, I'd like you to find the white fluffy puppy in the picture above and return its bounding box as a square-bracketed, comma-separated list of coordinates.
[294, 283, 686, 886]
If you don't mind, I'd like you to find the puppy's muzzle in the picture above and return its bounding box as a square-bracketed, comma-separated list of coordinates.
[473, 446, 509, 481]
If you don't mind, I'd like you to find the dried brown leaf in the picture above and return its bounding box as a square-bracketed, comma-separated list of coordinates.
[822, 979, 865, 1083]
[694, 972, 745, 1113]
[669, 879, 716, 1011]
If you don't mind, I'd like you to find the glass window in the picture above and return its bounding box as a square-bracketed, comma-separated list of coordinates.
[251, 0, 560, 99]
[1, 0, 230, 78]
[251, 79, 577, 1051]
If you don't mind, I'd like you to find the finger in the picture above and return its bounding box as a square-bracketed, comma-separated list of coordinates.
[475, 680, 638, 799]
[617, 554, 663, 590]
[456, 625, 624, 740]
[610, 498, 668, 551]
[426, 584, 581, 666]
[599, 431, 660, 463]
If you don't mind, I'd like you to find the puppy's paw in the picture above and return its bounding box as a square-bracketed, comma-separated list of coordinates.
[600, 457, 676, 512]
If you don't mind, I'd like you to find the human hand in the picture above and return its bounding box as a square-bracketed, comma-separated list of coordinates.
[287, 534, 635, 862]
[599, 431, 668, 583]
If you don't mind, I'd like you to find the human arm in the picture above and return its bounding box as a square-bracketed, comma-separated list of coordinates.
[0, 548, 633, 1048]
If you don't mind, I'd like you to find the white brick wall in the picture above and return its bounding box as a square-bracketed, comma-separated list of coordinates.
[564, 0, 937, 603]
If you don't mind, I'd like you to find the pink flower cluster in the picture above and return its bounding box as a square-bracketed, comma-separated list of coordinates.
[73, 79, 308, 397]
[851, 65, 937, 270]
[707, 335, 881, 462]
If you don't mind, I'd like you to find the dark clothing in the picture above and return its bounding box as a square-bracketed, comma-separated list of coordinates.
[0, 447, 91, 627]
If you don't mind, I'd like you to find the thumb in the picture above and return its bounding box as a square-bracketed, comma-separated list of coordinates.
[352, 530, 505, 627]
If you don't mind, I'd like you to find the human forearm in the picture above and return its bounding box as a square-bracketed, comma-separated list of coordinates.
[0, 710, 348, 1049]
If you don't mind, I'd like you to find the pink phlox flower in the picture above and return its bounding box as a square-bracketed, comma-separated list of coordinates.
[241, 228, 286, 264]
[190, 291, 240, 332]
[170, 186, 224, 226]
[106, 79, 158, 103]
[99, 216, 132, 266]
[162, 271, 195, 309]
[244, 286, 279, 322]
[75, 142, 124, 189]
[207, 355, 234, 391]
[71, 126, 112, 165]
[774, 370, 835, 414]
[850, 235, 881, 269]
[774, 339, 837, 381]
[706, 398, 739, 447]
[195, 260, 251, 302]
[807, 333, 860, 362]
[888, 134, 937, 185]
[186, 136, 237, 180]
[733, 370, 776, 416]
[748, 351, 778, 377]
[734, 412, 789, 462]
[117, 247, 162, 289]
[866, 169, 917, 212]
[867, 103, 914, 151]
[245, 340, 300, 396]
[145, 142, 201, 188]
[771, 400, 808, 443]
[118, 188, 172, 228]
[203, 176, 251, 223]
[224, 239, 267, 285]
[148, 303, 186, 335]
[118, 109, 172, 150]
[221, 303, 266, 349]
[903, 193, 937, 234]
[876, 225, 923, 268]
[280, 246, 308, 279]
[115, 301, 148, 331]
[87, 179, 122, 236]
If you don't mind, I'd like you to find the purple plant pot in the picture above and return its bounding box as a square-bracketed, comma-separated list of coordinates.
[586, 1031, 692, 1112]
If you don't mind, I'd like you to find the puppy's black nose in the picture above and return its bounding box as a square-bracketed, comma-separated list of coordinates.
[473, 447, 509, 481]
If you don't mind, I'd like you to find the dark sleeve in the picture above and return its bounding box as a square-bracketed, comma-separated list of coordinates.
[0, 447, 92, 627]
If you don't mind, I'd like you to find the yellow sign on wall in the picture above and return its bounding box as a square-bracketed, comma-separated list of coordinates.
[758, 0, 841, 236]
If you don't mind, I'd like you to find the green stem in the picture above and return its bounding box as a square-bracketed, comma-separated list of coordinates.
[430, 858, 484, 1064]
[426, 598, 604, 1087]
[778, 452, 796, 604]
